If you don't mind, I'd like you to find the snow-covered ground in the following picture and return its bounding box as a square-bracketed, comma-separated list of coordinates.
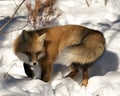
[0, 0, 120, 96]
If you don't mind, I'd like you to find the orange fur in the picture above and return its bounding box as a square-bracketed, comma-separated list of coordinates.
[13, 25, 105, 86]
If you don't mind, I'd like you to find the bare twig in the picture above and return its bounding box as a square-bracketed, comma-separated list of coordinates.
[85, 0, 89, 7]
[0, 0, 25, 33]
[0, 55, 3, 64]
[105, 0, 108, 5]
[13, 0, 19, 7]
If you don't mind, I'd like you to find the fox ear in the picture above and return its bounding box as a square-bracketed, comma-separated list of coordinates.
[38, 34, 46, 45]
[21, 30, 30, 43]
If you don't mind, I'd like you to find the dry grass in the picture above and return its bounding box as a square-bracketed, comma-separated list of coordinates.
[25, 0, 61, 29]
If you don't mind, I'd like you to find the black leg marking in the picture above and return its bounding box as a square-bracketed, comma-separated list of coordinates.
[23, 62, 34, 78]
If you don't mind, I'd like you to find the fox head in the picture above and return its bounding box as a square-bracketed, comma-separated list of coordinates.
[14, 30, 46, 66]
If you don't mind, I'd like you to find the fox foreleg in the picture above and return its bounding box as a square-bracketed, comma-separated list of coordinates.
[40, 57, 53, 82]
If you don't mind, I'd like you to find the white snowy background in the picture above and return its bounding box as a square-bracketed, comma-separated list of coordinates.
[0, 0, 120, 96]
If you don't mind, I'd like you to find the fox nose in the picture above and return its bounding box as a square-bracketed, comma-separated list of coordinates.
[33, 62, 37, 65]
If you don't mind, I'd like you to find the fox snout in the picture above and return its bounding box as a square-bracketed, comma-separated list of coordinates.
[33, 62, 37, 65]
[16, 52, 38, 66]
[17, 51, 45, 66]
[30, 61, 38, 66]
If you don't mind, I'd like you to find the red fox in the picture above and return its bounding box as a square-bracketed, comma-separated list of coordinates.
[13, 25, 105, 86]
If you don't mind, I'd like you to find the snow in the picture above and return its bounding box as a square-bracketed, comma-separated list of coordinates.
[0, 0, 120, 96]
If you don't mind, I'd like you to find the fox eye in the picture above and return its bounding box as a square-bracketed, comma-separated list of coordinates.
[36, 51, 41, 56]
[23, 51, 31, 56]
